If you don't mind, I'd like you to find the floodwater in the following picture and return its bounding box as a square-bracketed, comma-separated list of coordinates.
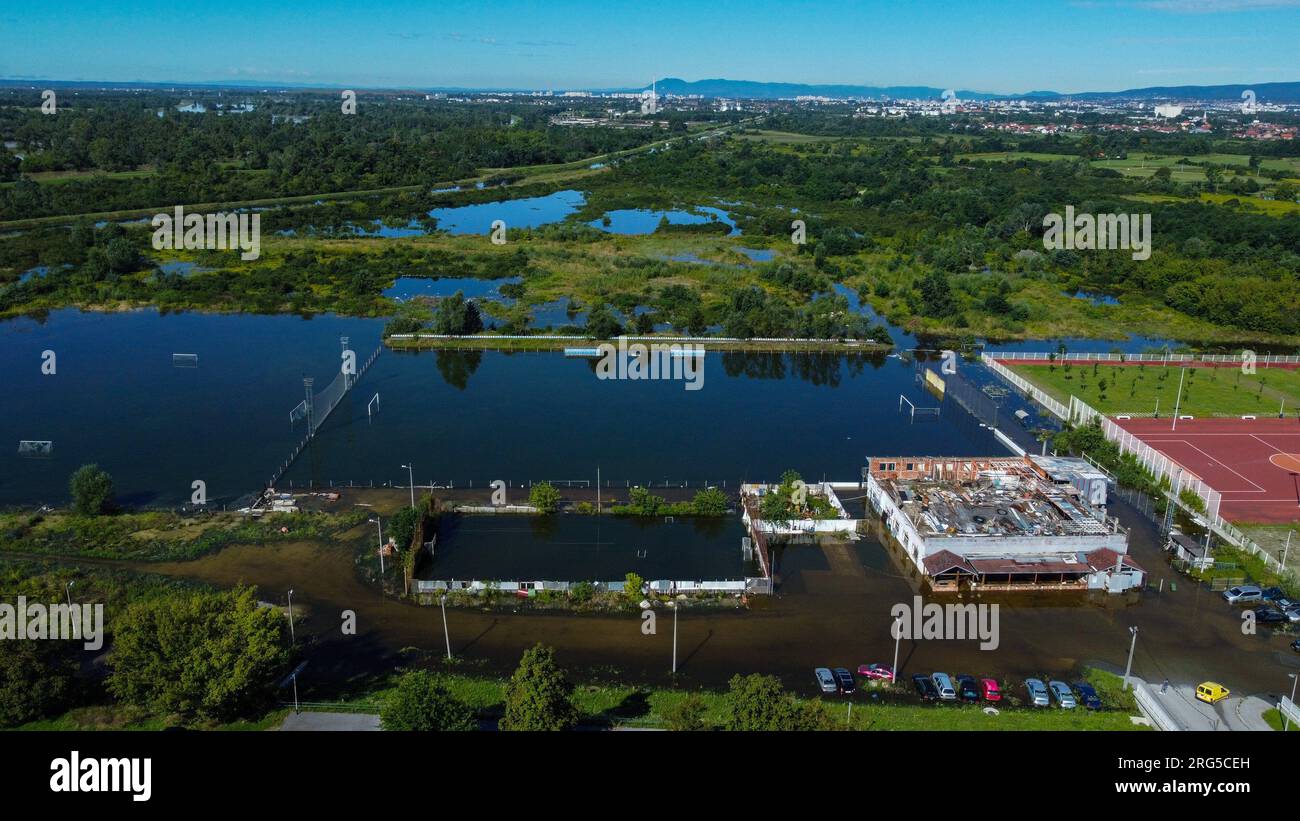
[425, 514, 750, 582]
[590, 206, 737, 235]
[144, 497, 1300, 701]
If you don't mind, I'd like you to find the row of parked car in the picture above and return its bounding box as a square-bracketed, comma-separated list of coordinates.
[1222, 585, 1300, 626]
[813, 665, 1103, 709]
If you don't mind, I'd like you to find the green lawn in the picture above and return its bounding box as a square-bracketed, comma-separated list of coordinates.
[1010, 362, 1300, 417]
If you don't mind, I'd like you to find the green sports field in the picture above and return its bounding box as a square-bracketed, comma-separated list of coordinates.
[1008, 362, 1300, 417]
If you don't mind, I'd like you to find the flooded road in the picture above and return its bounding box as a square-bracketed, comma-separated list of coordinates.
[144, 498, 1300, 703]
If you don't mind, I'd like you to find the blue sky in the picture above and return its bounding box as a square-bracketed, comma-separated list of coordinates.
[1, 0, 1297, 93]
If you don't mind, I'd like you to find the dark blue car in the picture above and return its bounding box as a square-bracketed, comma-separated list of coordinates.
[1072, 681, 1103, 710]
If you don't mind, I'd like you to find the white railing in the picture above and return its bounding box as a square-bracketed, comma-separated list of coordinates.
[981, 354, 1293, 580]
[986, 351, 1300, 365]
[979, 354, 1069, 418]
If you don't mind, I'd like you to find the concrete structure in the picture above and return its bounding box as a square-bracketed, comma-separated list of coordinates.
[863, 455, 1143, 593]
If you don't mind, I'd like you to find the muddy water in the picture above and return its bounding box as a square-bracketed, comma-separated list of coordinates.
[145, 499, 1300, 702]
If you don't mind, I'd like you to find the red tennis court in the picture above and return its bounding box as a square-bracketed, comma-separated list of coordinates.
[1112, 416, 1300, 523]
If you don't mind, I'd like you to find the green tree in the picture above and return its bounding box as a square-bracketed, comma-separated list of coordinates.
[500, 644, 578, 731]
[0, 640, 77, 727]
[107, 587, 290, 722]
[660, 692, 709, 731]
[69, 463, 114, 516]
[389, 505, 420, 552]
[584, 304, 624, 339]
[431, 291, 484, 336]
[623, 572, 645, 602]
[529, 482, 561, 514]
[380, 671, 475, 731]
[690, 487, 729, 516]
[723, 673, 803, 731]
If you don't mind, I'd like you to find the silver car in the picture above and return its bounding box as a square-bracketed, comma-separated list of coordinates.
[1025, 678, 1050, 707]
[814, 667, 837, 694]
[1286, 606, 1300, 624]
[1223, 585, 1263, 604]
[931, 672, 957, 700]
[1048, 680, 1077, 708]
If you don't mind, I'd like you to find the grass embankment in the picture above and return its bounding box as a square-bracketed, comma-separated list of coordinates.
[0, 509, 368, 562]
[1009, 362, 1300, 417]
[148, 665, 1139, 732]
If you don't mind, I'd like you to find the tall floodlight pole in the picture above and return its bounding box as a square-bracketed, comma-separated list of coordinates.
[1170, 368, 1186, 431]
[287, 588, 296, 644]
[439, 595, 452, 660]
[401, 464, 415, 509]
[1123, 626, 1139, 690]
[667, 601, 680, 674]
[891, 616, 903, 683]
[370, 517, 384, 573]
[303, 377, 315, 436]
[1286, 674, 1299, 732]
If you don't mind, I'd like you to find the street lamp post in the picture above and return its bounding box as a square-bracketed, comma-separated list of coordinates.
[1286, 673, 1298, 733]
[1283, 530, 1294, 573]
[65, 580, 75, 609]
[439, 595, 452, 660]
[1123, 626, 1139, 690]
[287, 588, 296, 644]
[401, 464, 415, 509]
[891, 616, 903, 684]
[369, 517, 384, 573]
[672, 602, 679, 675]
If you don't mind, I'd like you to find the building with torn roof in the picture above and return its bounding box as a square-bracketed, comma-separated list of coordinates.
[863, 455, 1143, 593]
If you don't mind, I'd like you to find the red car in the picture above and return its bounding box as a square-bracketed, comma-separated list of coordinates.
[857, 663, 895, 682]
[980, 678, 1002, 702]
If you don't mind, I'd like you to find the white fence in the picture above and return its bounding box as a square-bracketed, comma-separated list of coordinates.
[412, 578, 752, 594]
[985, 351, 1300, 365]
[979, 354, 1069, 418]
[982, 353, 1293, 579]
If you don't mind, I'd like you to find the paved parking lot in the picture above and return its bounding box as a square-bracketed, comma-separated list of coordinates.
[278, 711, 381, 731]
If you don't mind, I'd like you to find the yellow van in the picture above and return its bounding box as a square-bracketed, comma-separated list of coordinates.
[1195, 682, 1230, 704]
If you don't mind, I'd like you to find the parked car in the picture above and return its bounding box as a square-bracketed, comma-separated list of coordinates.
[1285, 607, 1300, 624]
[1195, 682, 1230, 704]
[833, 667, 855, 694]
[1025, 678, 1050, 707]
[931, 672, 957, 700]
[1223, 585, 1263, 604]
[980, 678, 1002, 702]
[1253, 606, 1288, 625]
[1291, 639, 1300, 653]
[1048, 681, 1077, 708]
[1073, 681, 1103, 710]
[857, 663, 895, 681]
[912, 674, 939, 701]
[955, 674, 981, 702]
[1261, 587, 1294, 608]
[815, 667, 837, 694]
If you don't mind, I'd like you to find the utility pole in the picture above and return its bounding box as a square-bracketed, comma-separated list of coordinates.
[1123, 626, 1139, 690]
[891, 616, 903, 684]
[1170, 368, 1186, 431]
[1283, 530, 1293, 573]
[287, 588, 296, 644]
[401, 463, 415, 509]
[439, 595, 452, 660]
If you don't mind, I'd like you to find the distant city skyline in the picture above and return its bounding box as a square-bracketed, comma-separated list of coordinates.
[2, 0, 1298, 94]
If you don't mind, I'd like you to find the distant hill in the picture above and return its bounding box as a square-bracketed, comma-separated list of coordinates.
[642, 77, 1300, 103]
